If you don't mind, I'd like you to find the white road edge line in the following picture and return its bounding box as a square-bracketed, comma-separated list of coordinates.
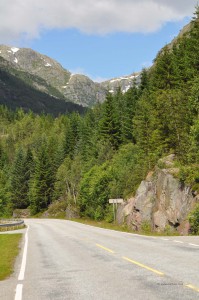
[14, 284, 23, 300]
[189, 243, 199, 247]
[18, 225, 29, 281]
[174, 240, 183, 244]
[161, 238, 169, 241]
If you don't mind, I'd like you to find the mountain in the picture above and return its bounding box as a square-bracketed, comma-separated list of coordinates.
[0, 45, 107, 107]
[0, 21, 192, 113]
[0, 45, 140, 108]
[0, 55, 85, 115]
[100, 72, 141, 94]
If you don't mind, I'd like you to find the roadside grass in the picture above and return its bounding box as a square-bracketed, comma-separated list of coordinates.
[34, 208, 180, 236]
[72, 218, 132, 232]
[71, 218, 179, 236]
[0, 234, 22, 280]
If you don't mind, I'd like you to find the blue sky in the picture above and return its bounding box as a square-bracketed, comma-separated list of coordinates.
[29, 18, 191, 81]
[0, 0, 197, 81]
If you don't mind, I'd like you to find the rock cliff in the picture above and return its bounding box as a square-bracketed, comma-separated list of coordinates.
[117, 155, 199, 235]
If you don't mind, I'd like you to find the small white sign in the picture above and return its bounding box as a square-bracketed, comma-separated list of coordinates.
[109, 199, 124, 204]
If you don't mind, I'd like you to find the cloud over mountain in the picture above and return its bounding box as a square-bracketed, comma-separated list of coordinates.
[0, 0, 197, 42]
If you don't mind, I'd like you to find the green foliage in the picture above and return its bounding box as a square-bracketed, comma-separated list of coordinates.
[79, 163, 111, 220]
[188, 119, 199, 163]
[104, 205, 114, 223]
[54, 155, 82, 204]
[188, 205, 199, 235]
[29, 140, 55, 214]
[141, 221, 152, 234]
[109, 143, 147, 197]
[0, 234, 22, 280]
[179, 165, 199, 193]
[0, 8, 199, 224]
[10, 147, 31, 209]
[45, 200, 67, 218]
[100, 92, 121, 149]
[0, 169, 11, 217]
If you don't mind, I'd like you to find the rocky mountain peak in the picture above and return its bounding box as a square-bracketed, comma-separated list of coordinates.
[0, 44, 140, 107]
[0, 45, 71, 89]
[101, 72, 141, 94]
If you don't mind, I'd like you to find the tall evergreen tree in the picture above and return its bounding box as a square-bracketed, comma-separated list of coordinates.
[100, 92, 121, 149]
[29, 142, 54, 214]
[10, 147, 30, 209]
[122, 81, 139, 143]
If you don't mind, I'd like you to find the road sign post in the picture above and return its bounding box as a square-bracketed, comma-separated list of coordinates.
[109, 199, 124, 223]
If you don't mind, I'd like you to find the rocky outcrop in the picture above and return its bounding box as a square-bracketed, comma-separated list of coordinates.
[63, 74, 107, 107]
[100, 72, 141, 94]
[117, 155, 199, 235]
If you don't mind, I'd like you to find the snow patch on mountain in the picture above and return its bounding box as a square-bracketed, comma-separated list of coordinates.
[45, 62, 52, 67]
[101, 72, 141, 94]
[11, 47, 19, 53]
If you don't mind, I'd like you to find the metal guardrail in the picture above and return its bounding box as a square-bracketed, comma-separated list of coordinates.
[0, 220, 24, 228]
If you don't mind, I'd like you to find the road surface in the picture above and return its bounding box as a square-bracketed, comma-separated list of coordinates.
[0, 219, 199, 300]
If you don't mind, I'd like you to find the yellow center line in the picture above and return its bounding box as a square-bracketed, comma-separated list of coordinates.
[95, 245, 199, 295]
[185, 284, 199, 293]
[96, 243, 115, 253]
[122, 256, 164, 276]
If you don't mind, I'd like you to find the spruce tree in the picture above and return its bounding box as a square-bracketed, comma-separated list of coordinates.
[29, 143, 54, 214]
[10, 147, 30, 209]
[122, 81, 139, 143]
[100, 92, 121, 149]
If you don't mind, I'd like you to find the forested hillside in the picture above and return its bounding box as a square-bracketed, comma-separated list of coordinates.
[0, 9, 198, 226]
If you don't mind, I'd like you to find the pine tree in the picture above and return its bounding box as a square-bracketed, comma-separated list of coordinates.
[122, 81, 139, 143]
[0, 142, 8, 169]
[151, 46, 178, 90]
[29, 143, 54, 214]
[139, 68, 149, 95]
[10, 147, 30, 209]
[100, 92, 121, 149]
[64, 113, 80, 158]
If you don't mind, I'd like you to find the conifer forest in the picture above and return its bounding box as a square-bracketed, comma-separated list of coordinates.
[0, 9, 199, 225]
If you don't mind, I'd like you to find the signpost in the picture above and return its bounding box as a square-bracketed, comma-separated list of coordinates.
[108, 199, 124, 223]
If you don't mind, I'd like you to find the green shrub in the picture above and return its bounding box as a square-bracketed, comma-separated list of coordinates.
[94, 206, 104, 221]
[141, 220, 152, 234]
[45, 200, 67, 217]
[79, 163, 111, 219]
[188, 204, 199, 235]
[179, 165, 199, 193]
[104, 205, 114, 223]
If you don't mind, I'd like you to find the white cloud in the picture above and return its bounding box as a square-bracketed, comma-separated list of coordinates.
[0, 0, 197, 42]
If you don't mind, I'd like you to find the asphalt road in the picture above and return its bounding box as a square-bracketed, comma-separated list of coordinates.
[1, 219, 199, 300]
